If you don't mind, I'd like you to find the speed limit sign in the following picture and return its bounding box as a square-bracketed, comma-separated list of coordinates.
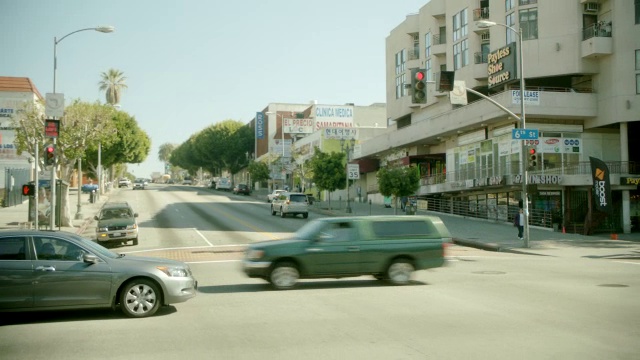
[347, 164, 360, 179]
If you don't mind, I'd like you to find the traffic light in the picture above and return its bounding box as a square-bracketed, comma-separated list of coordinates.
[411, 68, 427, 104]
[22, 184, 35, 196]
[437, 71, 455, 92]
[44, 144, 55, 166]
[528, 148, 538, 168]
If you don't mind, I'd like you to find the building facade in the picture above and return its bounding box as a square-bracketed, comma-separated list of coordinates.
[356, 0, 640, 234]
[247, 102, 387, 195]
[0, 77, 42, 201]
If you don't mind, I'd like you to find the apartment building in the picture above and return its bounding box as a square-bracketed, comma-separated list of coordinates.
[356, 0, 640, 234]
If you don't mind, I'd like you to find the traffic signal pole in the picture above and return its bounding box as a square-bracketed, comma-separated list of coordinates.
[49, 139, 56, 230]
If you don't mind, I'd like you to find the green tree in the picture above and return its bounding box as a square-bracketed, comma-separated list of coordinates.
[377, 166, 421, 214]
[170, 137, 201, 174]
[248, 161, 270, 187]
[308, 148, 345, 210]
[13, 100, 116, 226]
[158, 143, 175, 163]
[98, 68, 128, 105]
[84, 110, 151, 181]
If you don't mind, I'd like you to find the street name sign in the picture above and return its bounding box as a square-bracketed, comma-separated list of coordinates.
[512, 129, 539, 140]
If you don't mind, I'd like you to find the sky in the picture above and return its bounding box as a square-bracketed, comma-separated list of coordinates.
[1, 0, 428, 178]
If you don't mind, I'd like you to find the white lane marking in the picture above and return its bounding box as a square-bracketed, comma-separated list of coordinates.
[186, 260, 242, 264]
[613, 261, 640, 266]
[194, 228, 213, 247]
[121, 243, 247, 254]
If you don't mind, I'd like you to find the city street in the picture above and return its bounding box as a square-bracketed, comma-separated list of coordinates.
[1, 184, 639, 359]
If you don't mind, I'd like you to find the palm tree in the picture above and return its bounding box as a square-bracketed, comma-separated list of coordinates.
[98, 68, 128, 105]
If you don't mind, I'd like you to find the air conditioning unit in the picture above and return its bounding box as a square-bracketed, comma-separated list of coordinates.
[584, 2, 599, 12]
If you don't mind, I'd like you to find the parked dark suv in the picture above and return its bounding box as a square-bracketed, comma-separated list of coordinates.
[233, 183, 251, 195]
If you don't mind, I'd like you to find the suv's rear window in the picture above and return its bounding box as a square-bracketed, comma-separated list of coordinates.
[290, 195, 307, 203]
[371, 220, 440, 238]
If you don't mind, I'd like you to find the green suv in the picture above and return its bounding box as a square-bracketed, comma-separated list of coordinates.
[94, 202, 139, 245]
[243, 215, 451, 289]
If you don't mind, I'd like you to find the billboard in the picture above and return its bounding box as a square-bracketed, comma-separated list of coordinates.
[255, 112, 265, 140]
[487, 43, 517, 89]
[283, 118, 313, 134]
[314, 105, 354, 130]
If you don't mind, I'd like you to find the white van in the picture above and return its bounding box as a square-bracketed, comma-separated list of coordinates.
[216, 178, 232, 191]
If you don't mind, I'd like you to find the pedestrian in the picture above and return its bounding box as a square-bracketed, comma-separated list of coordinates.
[514, 208, 525, 240]
[401, 196, 408, 212]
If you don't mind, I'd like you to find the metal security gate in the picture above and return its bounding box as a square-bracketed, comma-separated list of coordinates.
[3, 168, 30, 207]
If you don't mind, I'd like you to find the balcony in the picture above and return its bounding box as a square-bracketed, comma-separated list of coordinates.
[474, 52, 488, 64]
[581, 22, 612, 58]
[432, 33, 446, 56]
[472, 7, 490, 21]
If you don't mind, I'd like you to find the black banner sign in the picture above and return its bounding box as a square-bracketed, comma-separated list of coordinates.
[589, 157, 612, 214]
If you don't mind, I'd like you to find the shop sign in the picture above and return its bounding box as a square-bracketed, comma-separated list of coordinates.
[513, 174, 563, 184]
[621, 177, 640, 186]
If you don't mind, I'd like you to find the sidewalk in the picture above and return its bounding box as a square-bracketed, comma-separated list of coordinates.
[300, 194, 640, 253]
[0, 188, 112, 238]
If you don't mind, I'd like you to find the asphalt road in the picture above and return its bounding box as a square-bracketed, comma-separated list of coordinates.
[1, 184, 639, 359]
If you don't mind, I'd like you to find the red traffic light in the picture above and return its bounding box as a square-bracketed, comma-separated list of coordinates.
[415, 71, 425, 81]
[529, 148, 536, 155]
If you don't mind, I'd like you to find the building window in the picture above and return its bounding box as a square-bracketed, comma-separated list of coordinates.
[520, 8, 538, 40]
[426, 58, 432, 82]
[425, 32, 431, 58]
[411, 34, 420, 60]
[636, 50, 640, 94]
[453, 8, 469, 70]
[454, 40, 468, 70]
[395, 50, 407, 99]
[453, 8, 468, 42]
[519, 0, 537, 5]
[462, 39, 469, 67]
[505, 0, 514, 11]
[506, 12, 516, 44]
[636, 0, 640, 24]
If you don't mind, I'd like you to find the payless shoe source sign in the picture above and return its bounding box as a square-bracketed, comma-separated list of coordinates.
[589, 157, 612, 214]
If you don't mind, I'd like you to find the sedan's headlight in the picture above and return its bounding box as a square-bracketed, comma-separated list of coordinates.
[157, 266, 189, 277]
[246, 249, 265, 260]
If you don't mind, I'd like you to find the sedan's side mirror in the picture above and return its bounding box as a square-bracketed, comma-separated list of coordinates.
[83, 253, 99, 264]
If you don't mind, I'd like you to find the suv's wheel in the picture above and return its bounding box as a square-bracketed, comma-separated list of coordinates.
[269, 262, 299, 290]
[280, 207, 286, 218]
[133, 236, 138, 246]
[120, 279, 161, 318]
[302, 213, 308, 219]
[271, 206, 276, 216]
[387, 260, 414, 285]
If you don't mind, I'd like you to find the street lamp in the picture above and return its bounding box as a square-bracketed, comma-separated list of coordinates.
[341, 137, 356, 213]
[53, 26, 114, 227]
[477, 20, 530, 247]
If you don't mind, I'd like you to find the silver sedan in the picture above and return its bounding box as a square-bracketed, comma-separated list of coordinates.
[0, 230, 197, 318]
